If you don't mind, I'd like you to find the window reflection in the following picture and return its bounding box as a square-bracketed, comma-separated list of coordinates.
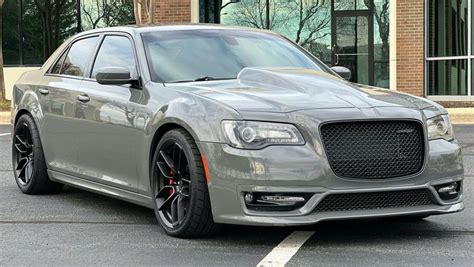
[428, 0, 468, 57]
[334, 0, 369, 10]
[215, 0, 389, 87]
[91, 36, 136, 78]
[374, 62, 389, 88]
[61, 37, 99, 77]
[428, 60, 468, 95]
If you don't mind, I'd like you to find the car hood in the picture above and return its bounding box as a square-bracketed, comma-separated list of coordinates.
[169, 68, 440, 114]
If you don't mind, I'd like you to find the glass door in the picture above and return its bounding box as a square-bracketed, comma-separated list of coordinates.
[331, 1, 374, 85]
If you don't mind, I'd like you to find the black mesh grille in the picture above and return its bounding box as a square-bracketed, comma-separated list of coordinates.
[320, 121, 424, 179]
[314, 190, 434, 212]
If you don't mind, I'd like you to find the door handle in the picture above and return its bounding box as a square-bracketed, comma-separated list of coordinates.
[76, 95, 90, 103]
[38, 88, 49, 95]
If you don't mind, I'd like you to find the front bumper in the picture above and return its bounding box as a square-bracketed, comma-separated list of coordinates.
[198, 138, 464, 226]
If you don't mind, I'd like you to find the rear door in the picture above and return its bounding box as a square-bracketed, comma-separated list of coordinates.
[71, 33, 142, 192]
[38, 36, 100, 175]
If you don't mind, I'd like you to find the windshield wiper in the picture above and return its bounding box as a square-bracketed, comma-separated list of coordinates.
[194, 76, 216, 82]
[168, 77, 236, 83]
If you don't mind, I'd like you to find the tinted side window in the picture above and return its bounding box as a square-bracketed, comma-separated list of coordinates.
[50, 50, 68, 74]
[61, 37, 99, 77]
[91, 35, 136, 78]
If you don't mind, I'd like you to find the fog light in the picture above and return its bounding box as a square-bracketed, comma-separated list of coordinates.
[437, 183, 457, 195]
[259, 196, 306, 203]
[244, 193, 254, 204]
[435, 182, 461, 201]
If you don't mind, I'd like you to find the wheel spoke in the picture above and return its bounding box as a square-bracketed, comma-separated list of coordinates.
[171, 196, 179, 226]
[14, 135, 29, 154]
[158, 150, 177, 178]
[18, 159, 32, 182]
[177, 195, 185, 223]
[16, 157, 28, 170]
[160, 150, 175, 170]
[173, 143, 183, 175]
[24, 161, 33, 183]
[156, 185, 174, 199]
[181, 176, 191, 184]
[180, 185, 190, 198]
[157, 186, 178, 211]
[157, 162, 173, 179]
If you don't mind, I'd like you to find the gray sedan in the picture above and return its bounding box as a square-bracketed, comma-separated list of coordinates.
[11, 25, 464, 237]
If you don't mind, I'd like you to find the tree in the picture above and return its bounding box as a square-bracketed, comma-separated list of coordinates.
[83, 0, 134, 30]
[224, 0, 331, 58]
[225, 0, 292, 30]
[0, 0, 5, 101]
[133, 0, 155, 24]
[33, 0, 78, 60]
[291, 0, 330, 47]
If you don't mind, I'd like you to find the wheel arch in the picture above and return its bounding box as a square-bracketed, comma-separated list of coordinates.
[148, 121, 201, 181]
[14, 109, 32, 126]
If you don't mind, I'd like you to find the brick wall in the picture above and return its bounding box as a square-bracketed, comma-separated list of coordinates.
[396, 0, 425, 96]
[140, 0, 191, 24]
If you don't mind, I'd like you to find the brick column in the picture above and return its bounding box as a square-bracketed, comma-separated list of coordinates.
[395, 0, 425, 96]
[140, 0, 192, 24]
[154, 0, 191, 23]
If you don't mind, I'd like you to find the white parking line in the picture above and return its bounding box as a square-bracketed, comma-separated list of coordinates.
[0, 133, 11, 137]
[257, 231, 315, 267]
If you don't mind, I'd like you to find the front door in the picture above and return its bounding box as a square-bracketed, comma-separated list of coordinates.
[331, 1, 374, 85]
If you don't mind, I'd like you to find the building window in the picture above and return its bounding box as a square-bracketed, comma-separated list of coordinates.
[427, 0, 472, 96]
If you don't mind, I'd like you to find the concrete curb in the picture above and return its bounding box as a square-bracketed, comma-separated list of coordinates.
[0, 112, 10, 125]
[447, 108, 474, 124]
[1, 109, 473, 125]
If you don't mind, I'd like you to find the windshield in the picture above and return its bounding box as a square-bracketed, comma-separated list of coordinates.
[141, 29, 328, 83]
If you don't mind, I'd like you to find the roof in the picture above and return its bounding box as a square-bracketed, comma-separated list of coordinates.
[75, 23, 274, 37]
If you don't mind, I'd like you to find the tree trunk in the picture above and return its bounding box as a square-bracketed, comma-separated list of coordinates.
[0, 0, 5, 101]
[133, 0, 141, 24]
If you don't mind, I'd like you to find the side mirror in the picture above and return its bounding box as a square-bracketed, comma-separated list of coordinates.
[96, 67, 132, 85]
[331, 66, 352, 81]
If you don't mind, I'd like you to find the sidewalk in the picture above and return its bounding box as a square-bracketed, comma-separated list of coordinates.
[1, 109, 473, 125]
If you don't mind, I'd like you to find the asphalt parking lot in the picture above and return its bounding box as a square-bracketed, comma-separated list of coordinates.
[0, 124, 473, 266]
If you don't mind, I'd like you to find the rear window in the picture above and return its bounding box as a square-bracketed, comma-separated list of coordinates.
[60, 37, 99, 77]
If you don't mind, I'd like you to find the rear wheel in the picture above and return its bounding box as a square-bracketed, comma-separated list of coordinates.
[151, 129, 220, 237]
[12, 114, 63, 194]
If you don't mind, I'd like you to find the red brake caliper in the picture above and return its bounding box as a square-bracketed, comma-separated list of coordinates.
[169, 169, 175, 197]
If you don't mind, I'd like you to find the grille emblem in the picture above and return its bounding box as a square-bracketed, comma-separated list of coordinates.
[397, 129, 415, 134]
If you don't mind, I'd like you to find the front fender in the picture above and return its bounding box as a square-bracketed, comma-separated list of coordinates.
[137, 86, 242, 196]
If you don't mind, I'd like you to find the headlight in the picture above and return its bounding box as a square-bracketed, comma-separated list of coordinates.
[221, 121, 305, 149]
[427, 115, 454, 141]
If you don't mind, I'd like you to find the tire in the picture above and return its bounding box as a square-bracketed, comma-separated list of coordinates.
[12, 114, 63, 194]
[151, 129, 220, 238]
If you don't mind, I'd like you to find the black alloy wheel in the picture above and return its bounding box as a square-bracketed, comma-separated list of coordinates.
[12, 114, 63, 194]
[155, 141, 191, 227]
[13, 122, 34, 185]
[152, 129, 220, 237]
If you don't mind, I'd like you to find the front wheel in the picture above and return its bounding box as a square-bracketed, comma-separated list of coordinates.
[151, 129, 220, 238]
